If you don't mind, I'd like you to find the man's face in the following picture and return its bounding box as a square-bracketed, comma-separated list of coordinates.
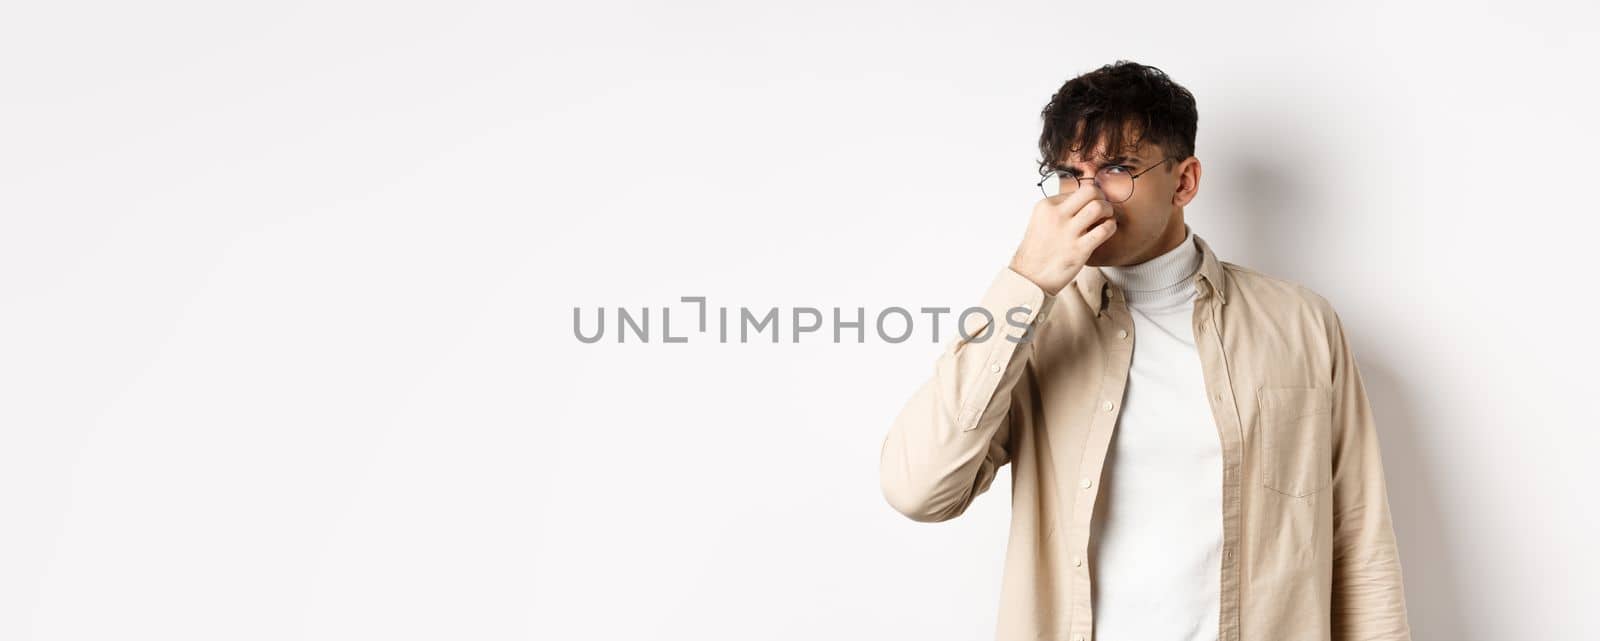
[1055, 135, 1189, 267]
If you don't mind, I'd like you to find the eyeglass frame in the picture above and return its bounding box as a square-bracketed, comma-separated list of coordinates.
[1036, 157, 1179, 203]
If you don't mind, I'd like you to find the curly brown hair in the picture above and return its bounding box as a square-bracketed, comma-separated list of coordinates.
[1036, 61, 1198, 178]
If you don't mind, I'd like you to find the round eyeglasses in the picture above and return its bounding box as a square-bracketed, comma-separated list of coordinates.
[1036, 158, 1174, 203]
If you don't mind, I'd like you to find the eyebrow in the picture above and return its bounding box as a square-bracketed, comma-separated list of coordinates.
[1056, 155, 1142, 173]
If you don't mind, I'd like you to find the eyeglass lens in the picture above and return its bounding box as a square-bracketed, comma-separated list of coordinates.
[1040, 167, 1135, 203]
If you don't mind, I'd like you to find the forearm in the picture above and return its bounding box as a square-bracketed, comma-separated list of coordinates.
[878, 267, 1054, 522]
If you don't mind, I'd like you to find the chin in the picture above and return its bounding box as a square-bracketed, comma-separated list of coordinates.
[1090, 231, 1160, 267]
[1086, 242, 1125, 267]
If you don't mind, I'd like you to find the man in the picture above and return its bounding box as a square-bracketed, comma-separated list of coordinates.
[877, 61, 1412, 641]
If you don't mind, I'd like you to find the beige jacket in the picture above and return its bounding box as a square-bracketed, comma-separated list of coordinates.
[878, 233, 1412, 641]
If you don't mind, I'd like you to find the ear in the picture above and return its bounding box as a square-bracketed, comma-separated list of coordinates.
[1172, 157, 1201, 207]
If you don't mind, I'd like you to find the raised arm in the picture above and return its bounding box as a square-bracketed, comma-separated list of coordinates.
[878, 185, 1115, 523]
[878, 267, 1055, 522]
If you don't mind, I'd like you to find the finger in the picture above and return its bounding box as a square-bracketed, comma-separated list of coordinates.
[1077, 215, 1117, 249]
[1051, 180, 1103, 216]
[1065, 198, 1114, 236]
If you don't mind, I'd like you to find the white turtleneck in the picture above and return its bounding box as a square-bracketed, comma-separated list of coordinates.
[1088, 223, 1223, 641]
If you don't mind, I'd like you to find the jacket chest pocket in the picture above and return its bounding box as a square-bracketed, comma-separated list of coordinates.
[1256, 385, 1333, 498]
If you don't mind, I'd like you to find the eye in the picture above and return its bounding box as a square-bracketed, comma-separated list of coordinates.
[1103, 165, 1132, 175]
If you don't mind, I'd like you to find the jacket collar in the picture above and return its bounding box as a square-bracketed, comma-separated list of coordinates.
[1074, 230, 1230, 317]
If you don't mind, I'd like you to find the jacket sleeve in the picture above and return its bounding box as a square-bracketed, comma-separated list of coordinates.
[878, 267, 1057, 523]
[1326, 307, 1414, 640]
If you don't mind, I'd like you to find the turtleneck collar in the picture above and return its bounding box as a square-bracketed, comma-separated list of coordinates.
[1100, 223, 1201, 308]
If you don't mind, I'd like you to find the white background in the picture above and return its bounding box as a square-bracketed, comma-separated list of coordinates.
[3, 1, 1598, 639]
